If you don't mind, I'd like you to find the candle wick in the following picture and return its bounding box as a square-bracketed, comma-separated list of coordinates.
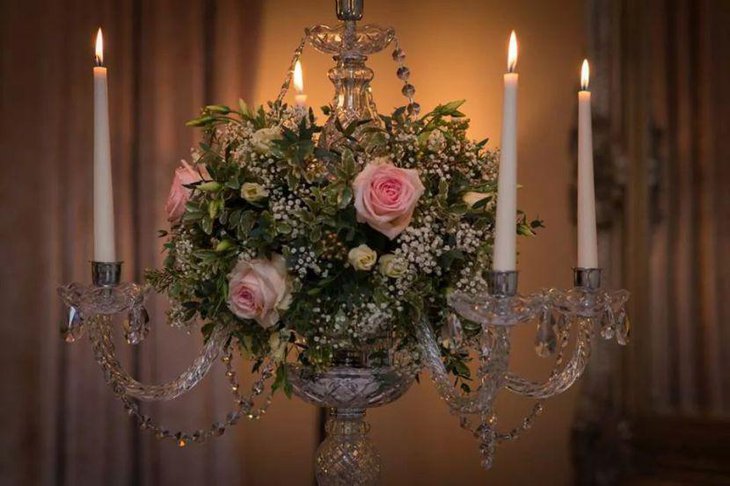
[95, 55, 103, 67]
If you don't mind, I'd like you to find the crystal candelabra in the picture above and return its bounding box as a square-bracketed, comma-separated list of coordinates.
[58, 1, 630, 484]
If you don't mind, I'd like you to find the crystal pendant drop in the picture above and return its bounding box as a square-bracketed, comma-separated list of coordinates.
[534, 313, 557, 358]
[64, 306, 85, 343]
[600, 308, 615, 340]
[124, 306, 150, 344]
[475, 419, 496, 470]
[615, 309, 630, 345]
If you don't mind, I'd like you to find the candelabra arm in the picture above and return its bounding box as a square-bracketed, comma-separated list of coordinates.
[416, 320, 508, 415]
[504, 316, 593, 399]
[88, 316, 230, 401]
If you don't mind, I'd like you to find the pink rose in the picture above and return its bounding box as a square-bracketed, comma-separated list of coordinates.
[352, 158, 425, 239]
[165, 160, 211, 222]
[227, 254, 292, 328]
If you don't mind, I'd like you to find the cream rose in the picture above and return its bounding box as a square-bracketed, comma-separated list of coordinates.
[462, 191, 490, 208]
[165, 160, 211, 223]
[348, 244, 377, 271]
[227, 254, 292, 328]
[241, 182, 269, 202]
[251, 127, 282, 154]
[352, 159, 425, 239]
[378, 254, 408, 278]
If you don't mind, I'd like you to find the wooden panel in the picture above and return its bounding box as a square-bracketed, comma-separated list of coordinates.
[708, 0, 730, 415]
[630, 416, 730, 484]
[577, 0, 730, 482]
[622, 0, 730, 416]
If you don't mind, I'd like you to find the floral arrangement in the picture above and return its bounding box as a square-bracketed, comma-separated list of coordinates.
[146, 100, 540, 395]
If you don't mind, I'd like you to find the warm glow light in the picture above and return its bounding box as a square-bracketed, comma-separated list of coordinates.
[293, 60, 304, 94]
[507, 31, 518, 73]
[95, 28, 104, 66]
[581, 59, 590, 90]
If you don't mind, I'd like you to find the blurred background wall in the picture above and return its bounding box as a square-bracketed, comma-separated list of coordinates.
[4, 0, 727, 485]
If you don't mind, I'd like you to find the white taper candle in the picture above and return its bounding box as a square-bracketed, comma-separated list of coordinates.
[577, 59, 597, 268]
[493, 31, 519, 271]
[93, 28, 116, 262]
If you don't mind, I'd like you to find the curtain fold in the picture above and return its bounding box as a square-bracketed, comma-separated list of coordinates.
[0, 1, 318, 485]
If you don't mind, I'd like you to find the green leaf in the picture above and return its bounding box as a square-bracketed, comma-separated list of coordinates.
[338, 186, 353, 208]
[434, 100, 466, 117]
[197, 181, 222, 192]
[208, 199, 221, 220]
[451, 359, 471, 379]
[449, 203, 468, 215]
[215, 239, 234, 252]
[417, 130, 432, 147]
[205, 104, 230, 114]
[517, 223, 536, 236]
[272, 364, 292, 398]
[201, 216, 214, 235]
[309, 226, 322, 242]
[201, 322, 216, 342]
[439, 249, 465, 271]
[186, 115, 214, 127]
[471, 195, 490, 210]
[277, 222, 293, 235]
[442, 100, 465, 111]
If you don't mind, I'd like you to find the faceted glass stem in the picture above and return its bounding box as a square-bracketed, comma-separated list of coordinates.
[315, 409, 381, 486]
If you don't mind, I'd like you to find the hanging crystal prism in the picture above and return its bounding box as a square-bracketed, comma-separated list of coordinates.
[124, 305, 150, 345]
[64, 306, 85, 343]
[534, 313, 557, 358]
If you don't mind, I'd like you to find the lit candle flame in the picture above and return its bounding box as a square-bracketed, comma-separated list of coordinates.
[293, 60, 304, 94]
[507, 31, 518, 73]
[95, 28, 104, 66]
[581, 59, 590, 90]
